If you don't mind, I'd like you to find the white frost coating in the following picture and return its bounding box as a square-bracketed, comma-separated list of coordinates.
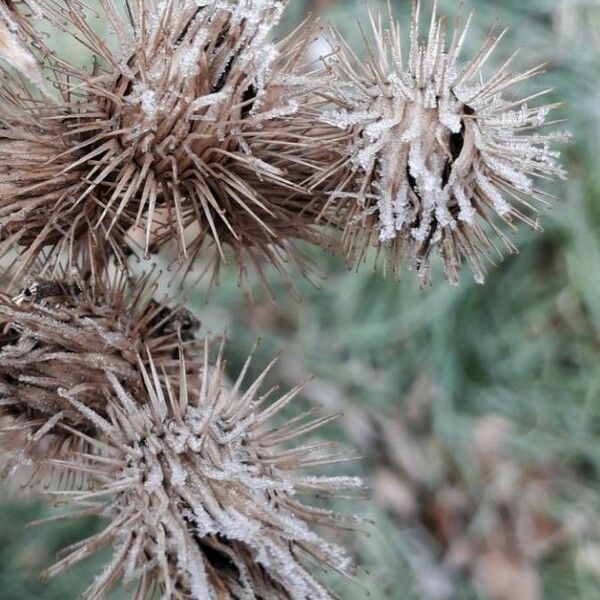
[125, 81, 159, 124]
[252, 98, 299, 123]
[454, 183, 476, 223]
[474, 168, 512, 216]
[143, 460, 164, 492]
[321, 108, 372, 129]
[322, 2, 567, 283]
[189, 91, 228, 111]
[0, 12, 49, 94]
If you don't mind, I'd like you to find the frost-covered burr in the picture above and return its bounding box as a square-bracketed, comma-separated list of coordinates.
[0, 266, 199, 482]
[0, 0, 323, 288]
[41, 340, 364, 599]
[318, 0, 568, 284]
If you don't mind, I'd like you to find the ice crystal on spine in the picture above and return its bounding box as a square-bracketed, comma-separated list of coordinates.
[0, 266, 199, 483]
[319, 1, 568, 284]
[43, 341, 363, 599]
[0, 0, 322, 290]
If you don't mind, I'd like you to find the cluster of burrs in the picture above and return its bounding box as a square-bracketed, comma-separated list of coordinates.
[0, 0, 566, 598]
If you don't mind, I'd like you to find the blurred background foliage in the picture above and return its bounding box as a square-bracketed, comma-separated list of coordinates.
[1, 0, 600, 598]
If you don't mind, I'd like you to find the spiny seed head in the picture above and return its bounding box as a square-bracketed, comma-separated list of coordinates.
[42, 342, 364, 599]
[318, 1, 568, 285]
[0, 266, 199, 482]
[0, 0, 323, 289]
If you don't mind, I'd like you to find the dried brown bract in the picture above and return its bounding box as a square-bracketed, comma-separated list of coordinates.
[42, 341, 364, 599]
[316, 1, 568, 284]
[0, 0, 325, 290]
[0, 265, 200, 484]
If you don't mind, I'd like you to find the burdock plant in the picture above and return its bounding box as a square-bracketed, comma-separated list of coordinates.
[0, 0, 569, 598]
[0, 264, 200, 484]
[39, 342, 364, 599]
[0, 0, 325, 289]
[316, 1, 568, 284]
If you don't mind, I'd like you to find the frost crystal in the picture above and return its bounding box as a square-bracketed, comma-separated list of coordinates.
[42, 342, 363, 599]
[319, 1, 568, 285]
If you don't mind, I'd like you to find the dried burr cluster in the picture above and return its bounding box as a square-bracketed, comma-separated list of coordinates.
[0, 0, 567, 598]
[0, 0, 566, 287]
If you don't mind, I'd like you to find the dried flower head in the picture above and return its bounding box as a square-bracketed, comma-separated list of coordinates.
[0, 0, 323, 288]
[0, 266, 199, 483]
[42, 341, 363, 599]
[318, 1, 568, 284]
